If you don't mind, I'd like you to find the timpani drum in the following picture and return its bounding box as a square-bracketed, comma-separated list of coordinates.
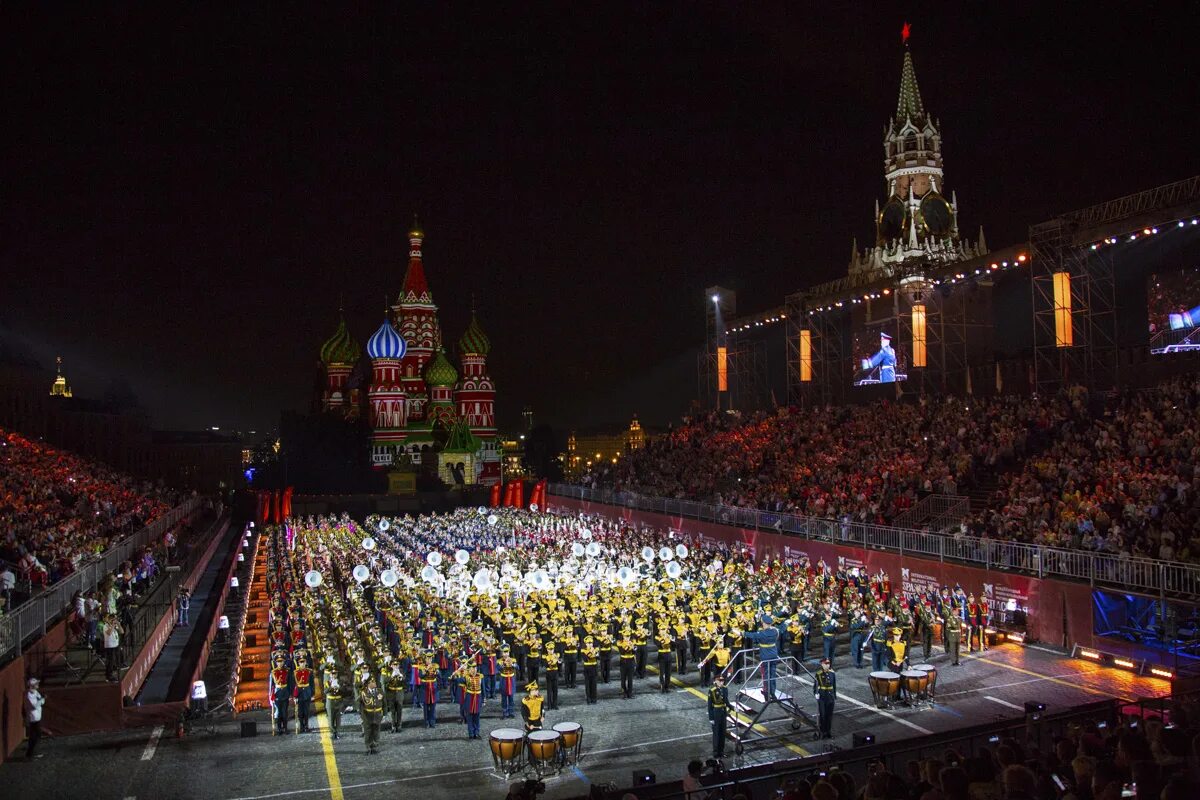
[489, 728, 525, 776]
[553, 721, 583, 765]
[868, 671, 901, 707]
[527, 730, 561, 776]
[902, 669, 928, 703]
[912, 663, 937, 700]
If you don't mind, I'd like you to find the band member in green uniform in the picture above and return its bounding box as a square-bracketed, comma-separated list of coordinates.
[813, 657, 836, 740]
[707, 673, 729, 759]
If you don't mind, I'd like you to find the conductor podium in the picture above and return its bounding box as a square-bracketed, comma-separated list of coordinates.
[722, 652, 818, 755]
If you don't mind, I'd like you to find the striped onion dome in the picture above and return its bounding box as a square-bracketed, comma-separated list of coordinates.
[424, 347, 458, 387]
[366, 318, 406, 360]
[457, 313, 491, 356]
[319, 317, 360, 366]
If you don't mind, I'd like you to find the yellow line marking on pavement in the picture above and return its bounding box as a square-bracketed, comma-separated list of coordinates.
[648, 665, 812, 757]
[315, 712, 344, 800]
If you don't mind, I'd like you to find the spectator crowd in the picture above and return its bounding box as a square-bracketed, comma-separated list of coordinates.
[0, 426, 180, 597]
[589, 376, 1200, 563]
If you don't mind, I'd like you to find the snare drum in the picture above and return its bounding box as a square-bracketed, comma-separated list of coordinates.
[527, 730, 561, 776]
[489, 728, 525, 776]
[553, 721, 583, 765]
[868, 671, 901, 707]
[912, 664, 937, 700]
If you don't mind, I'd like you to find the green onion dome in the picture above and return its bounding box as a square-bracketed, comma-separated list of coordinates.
[320, 317, 360, 366]
[457, 313, 491, 356]
[424, 347, 458, 387]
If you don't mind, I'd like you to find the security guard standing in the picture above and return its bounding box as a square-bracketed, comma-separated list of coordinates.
[707, 673, 729, 759]
[946, 611, 963, 666]
[813, 657, 836, 740]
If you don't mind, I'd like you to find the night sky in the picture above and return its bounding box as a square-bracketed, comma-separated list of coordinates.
[4, 6, 1197, 434]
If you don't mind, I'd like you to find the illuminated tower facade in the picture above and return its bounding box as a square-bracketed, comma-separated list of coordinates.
[319, 314, 359, 415]
[849, 34, 986, 279]
[456, 313, 499, 484]
[366, 316, 408, 466]
[392, 218, 441, 429]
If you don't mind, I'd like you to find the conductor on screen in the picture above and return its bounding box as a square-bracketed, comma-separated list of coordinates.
[860, 331, 898, 383]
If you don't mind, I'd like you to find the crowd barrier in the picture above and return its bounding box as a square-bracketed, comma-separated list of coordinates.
[548, 485, 1200, 599]
[0, 496, 204, 664]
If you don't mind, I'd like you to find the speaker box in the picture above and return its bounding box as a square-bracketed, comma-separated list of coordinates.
[631, 769, 656, 785]
[241, 721, 257, 737]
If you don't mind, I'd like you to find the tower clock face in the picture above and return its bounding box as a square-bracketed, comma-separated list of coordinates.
[895, 173, 932, 198]
[879, 198, 906, 241]
[920, 194, 953, 236]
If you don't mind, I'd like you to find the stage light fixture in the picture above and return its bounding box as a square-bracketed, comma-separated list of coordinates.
[711, 294, 719, 303]
[1079, 649, 1101, 660]
[1025, 701, 1046, 720]
[1149, 668, 1174, 679]
[1113, 658, 1136, 669]
[632, 769, 656, 785]
[852, 732, 876, 747]
[1006, 632, 1026, 644]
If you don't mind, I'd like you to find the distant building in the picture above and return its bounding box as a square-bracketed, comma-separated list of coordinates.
[564, 414, 651, 478]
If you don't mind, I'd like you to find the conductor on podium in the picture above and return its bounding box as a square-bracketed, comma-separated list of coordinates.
[814, 657, 836, 740]
[742, 613, 781, 699]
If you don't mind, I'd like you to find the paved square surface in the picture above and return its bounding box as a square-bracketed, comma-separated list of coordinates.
[2, 642, 1169, 800]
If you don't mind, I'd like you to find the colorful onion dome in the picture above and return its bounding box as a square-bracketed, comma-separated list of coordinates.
[457, 313, 491, 356]
[366, 318, 406, 360]
[424, 347, 458, 387]
[319, 316, 360, 366]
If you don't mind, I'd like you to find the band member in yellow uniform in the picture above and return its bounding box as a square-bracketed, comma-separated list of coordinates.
[581, 636, 600, 704]
[521, 681, 544, 732]
[699, 638, 732, 687]
[543, 642, 561, 710]
[655, 626, 673, 693]
[617, 630, 636, 699]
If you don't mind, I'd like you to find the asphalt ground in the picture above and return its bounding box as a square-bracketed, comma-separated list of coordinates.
[2, 642, 1169, 800]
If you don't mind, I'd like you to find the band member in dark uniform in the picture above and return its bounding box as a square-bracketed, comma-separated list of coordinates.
[813, 658, 836, 740]
[707, 674, 729, 759]
[581, 636, 600, 704]
[270, 650, 293, 735]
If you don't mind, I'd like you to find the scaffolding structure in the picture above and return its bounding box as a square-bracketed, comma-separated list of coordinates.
[699, 286, 771, 412]
[1030, 219, 1118, 394]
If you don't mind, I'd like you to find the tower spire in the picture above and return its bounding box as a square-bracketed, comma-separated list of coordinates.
[896, 47, 925, 123]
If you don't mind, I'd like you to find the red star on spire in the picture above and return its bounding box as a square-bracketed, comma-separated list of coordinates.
[902, 22, 911, 44]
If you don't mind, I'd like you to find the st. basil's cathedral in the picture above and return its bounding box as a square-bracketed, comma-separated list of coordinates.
[315, 219, 500, 485]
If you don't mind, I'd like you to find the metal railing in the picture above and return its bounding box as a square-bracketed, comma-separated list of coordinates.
[0, 496, 203, 663]
[548, 484, 1200, 598]
[892, 494, 969, 533]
